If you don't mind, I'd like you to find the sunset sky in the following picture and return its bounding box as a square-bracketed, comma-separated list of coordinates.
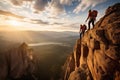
[0, 0, 119, 32]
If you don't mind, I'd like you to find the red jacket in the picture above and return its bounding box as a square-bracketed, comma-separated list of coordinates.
[80, 25, 86, 31]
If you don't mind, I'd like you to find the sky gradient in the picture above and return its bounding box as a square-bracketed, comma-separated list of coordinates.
[0, 0, 120, 32]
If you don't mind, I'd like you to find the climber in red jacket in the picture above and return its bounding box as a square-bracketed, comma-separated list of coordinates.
[85, 9, 98, 30]
[79, 24, 86, 38]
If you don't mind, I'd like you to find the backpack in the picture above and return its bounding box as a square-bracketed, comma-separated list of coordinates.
[81, 25, 86, 31]
[92, 10, 98, 17]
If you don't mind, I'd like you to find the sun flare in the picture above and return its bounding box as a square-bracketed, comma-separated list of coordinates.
[8, 20, 21, 26]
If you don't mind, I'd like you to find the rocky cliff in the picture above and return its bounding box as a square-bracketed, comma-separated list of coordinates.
[0, 43, 36, 80]
[63, 3, 120, 80]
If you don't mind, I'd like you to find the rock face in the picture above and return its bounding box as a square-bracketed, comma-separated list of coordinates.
[63, 3, 120, 80]
[62, 53, 75, 80]
[0, 43, 36, 80]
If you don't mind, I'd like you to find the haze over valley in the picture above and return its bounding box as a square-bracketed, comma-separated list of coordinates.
[0, 31, 78, 80]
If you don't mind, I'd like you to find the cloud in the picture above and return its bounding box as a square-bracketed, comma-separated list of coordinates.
[33, 0, 48, 11]
[6, 0, 49, 12]
[0, 10, 24, 19]
[60, 0, 73, 5]
[10, 0, 23, 6]
[46, 0, 65, 16]
[30, 18, 65, 26]
[73, 0, 107, 13]
[6, 0, 33, 6]
[50, 22, 64, 25]
[3, 0, 66, 16]
[8, 0, 65, 16]
[29, 19, 49, 25]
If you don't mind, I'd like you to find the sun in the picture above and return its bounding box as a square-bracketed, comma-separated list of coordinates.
[8, 20, 21, 26]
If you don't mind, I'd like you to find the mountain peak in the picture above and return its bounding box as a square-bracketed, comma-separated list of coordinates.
[20, 42, 28, 48]
[63, 3, 120, 80]
[105, 3, 120, 15]
[0, 43, 36, 80]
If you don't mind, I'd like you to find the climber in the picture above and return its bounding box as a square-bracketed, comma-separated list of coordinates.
[85, 9, 98, 30]
[79, 24, 87, 38]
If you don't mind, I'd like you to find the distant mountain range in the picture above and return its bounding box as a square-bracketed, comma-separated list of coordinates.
[0, 31, 78, 52]
[0, 31, 79, 43]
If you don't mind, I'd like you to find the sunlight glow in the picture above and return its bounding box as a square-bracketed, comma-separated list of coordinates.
[8, 20, 21, 26]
